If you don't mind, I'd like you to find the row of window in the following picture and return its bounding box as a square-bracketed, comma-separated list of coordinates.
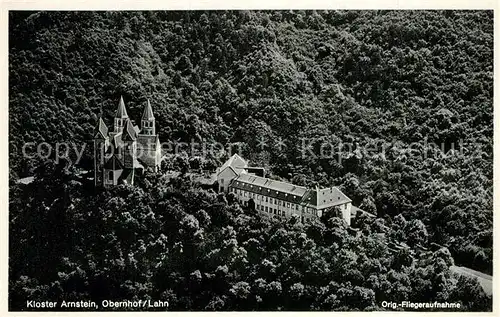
[232, 187, 303, 209]
[232, 187, 349, 214]
[242, 200, 313, 224]
[114, 118, 154, 129]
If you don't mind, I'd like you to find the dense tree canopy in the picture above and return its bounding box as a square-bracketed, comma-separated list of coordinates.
[9, 10, 493, 311]
[9, 161, 491, 311]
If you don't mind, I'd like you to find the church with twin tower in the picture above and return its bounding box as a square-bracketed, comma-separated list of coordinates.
[92, 96, 162, 187]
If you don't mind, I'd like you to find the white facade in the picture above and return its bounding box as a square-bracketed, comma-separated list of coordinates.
[217, 154, 353, 225]
[228, 181, 352, 225]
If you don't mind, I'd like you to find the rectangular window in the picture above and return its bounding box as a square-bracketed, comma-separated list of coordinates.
[287, 203, 290, 208]
[266, 197, 268, 202]
[265, 206, 268, 212]
[108, 171, 113, 181]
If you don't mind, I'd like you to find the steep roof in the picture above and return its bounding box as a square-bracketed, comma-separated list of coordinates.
[315, 187, 352, 208]
[110, 132, 124, 149]
[299, 187, 351, 208]
[218, 154, 248, 176]
[115, 96, 129, 118]
[93, 117, 108, 139]
[142, 99, 155, 120]
[122, 119, 137, 141]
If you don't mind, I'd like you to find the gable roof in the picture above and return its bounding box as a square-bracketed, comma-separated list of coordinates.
[93, 117, 108, 139]
[315, 187, 352, 208]
[115, 96, 129, 118]
[218, 154, 247, 176]
[122, 119, 137, 141]
[142, 99, 155, 120]
[110, 132, 124, 149]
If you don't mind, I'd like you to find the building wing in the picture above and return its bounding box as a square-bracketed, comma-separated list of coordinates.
[231, 174, 308, 204]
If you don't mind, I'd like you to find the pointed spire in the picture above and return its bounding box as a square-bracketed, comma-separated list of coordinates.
[115, 96, 129, 118]
[142, 99, 154, 120]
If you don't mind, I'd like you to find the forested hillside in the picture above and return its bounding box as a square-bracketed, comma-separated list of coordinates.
[9, 10, 493, 310]
[9, 161, 492, 310]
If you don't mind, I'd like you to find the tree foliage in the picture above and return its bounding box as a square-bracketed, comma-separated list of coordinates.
[9, 10, 493, 311]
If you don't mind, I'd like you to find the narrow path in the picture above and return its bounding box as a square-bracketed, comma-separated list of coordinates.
[450, 265, 492, 296]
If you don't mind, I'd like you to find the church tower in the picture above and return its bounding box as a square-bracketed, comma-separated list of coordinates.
[114, 96, 129, 133]
[141, 99, 155, 135]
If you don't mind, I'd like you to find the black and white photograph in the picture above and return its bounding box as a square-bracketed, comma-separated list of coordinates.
[6, 7, 495, 312]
